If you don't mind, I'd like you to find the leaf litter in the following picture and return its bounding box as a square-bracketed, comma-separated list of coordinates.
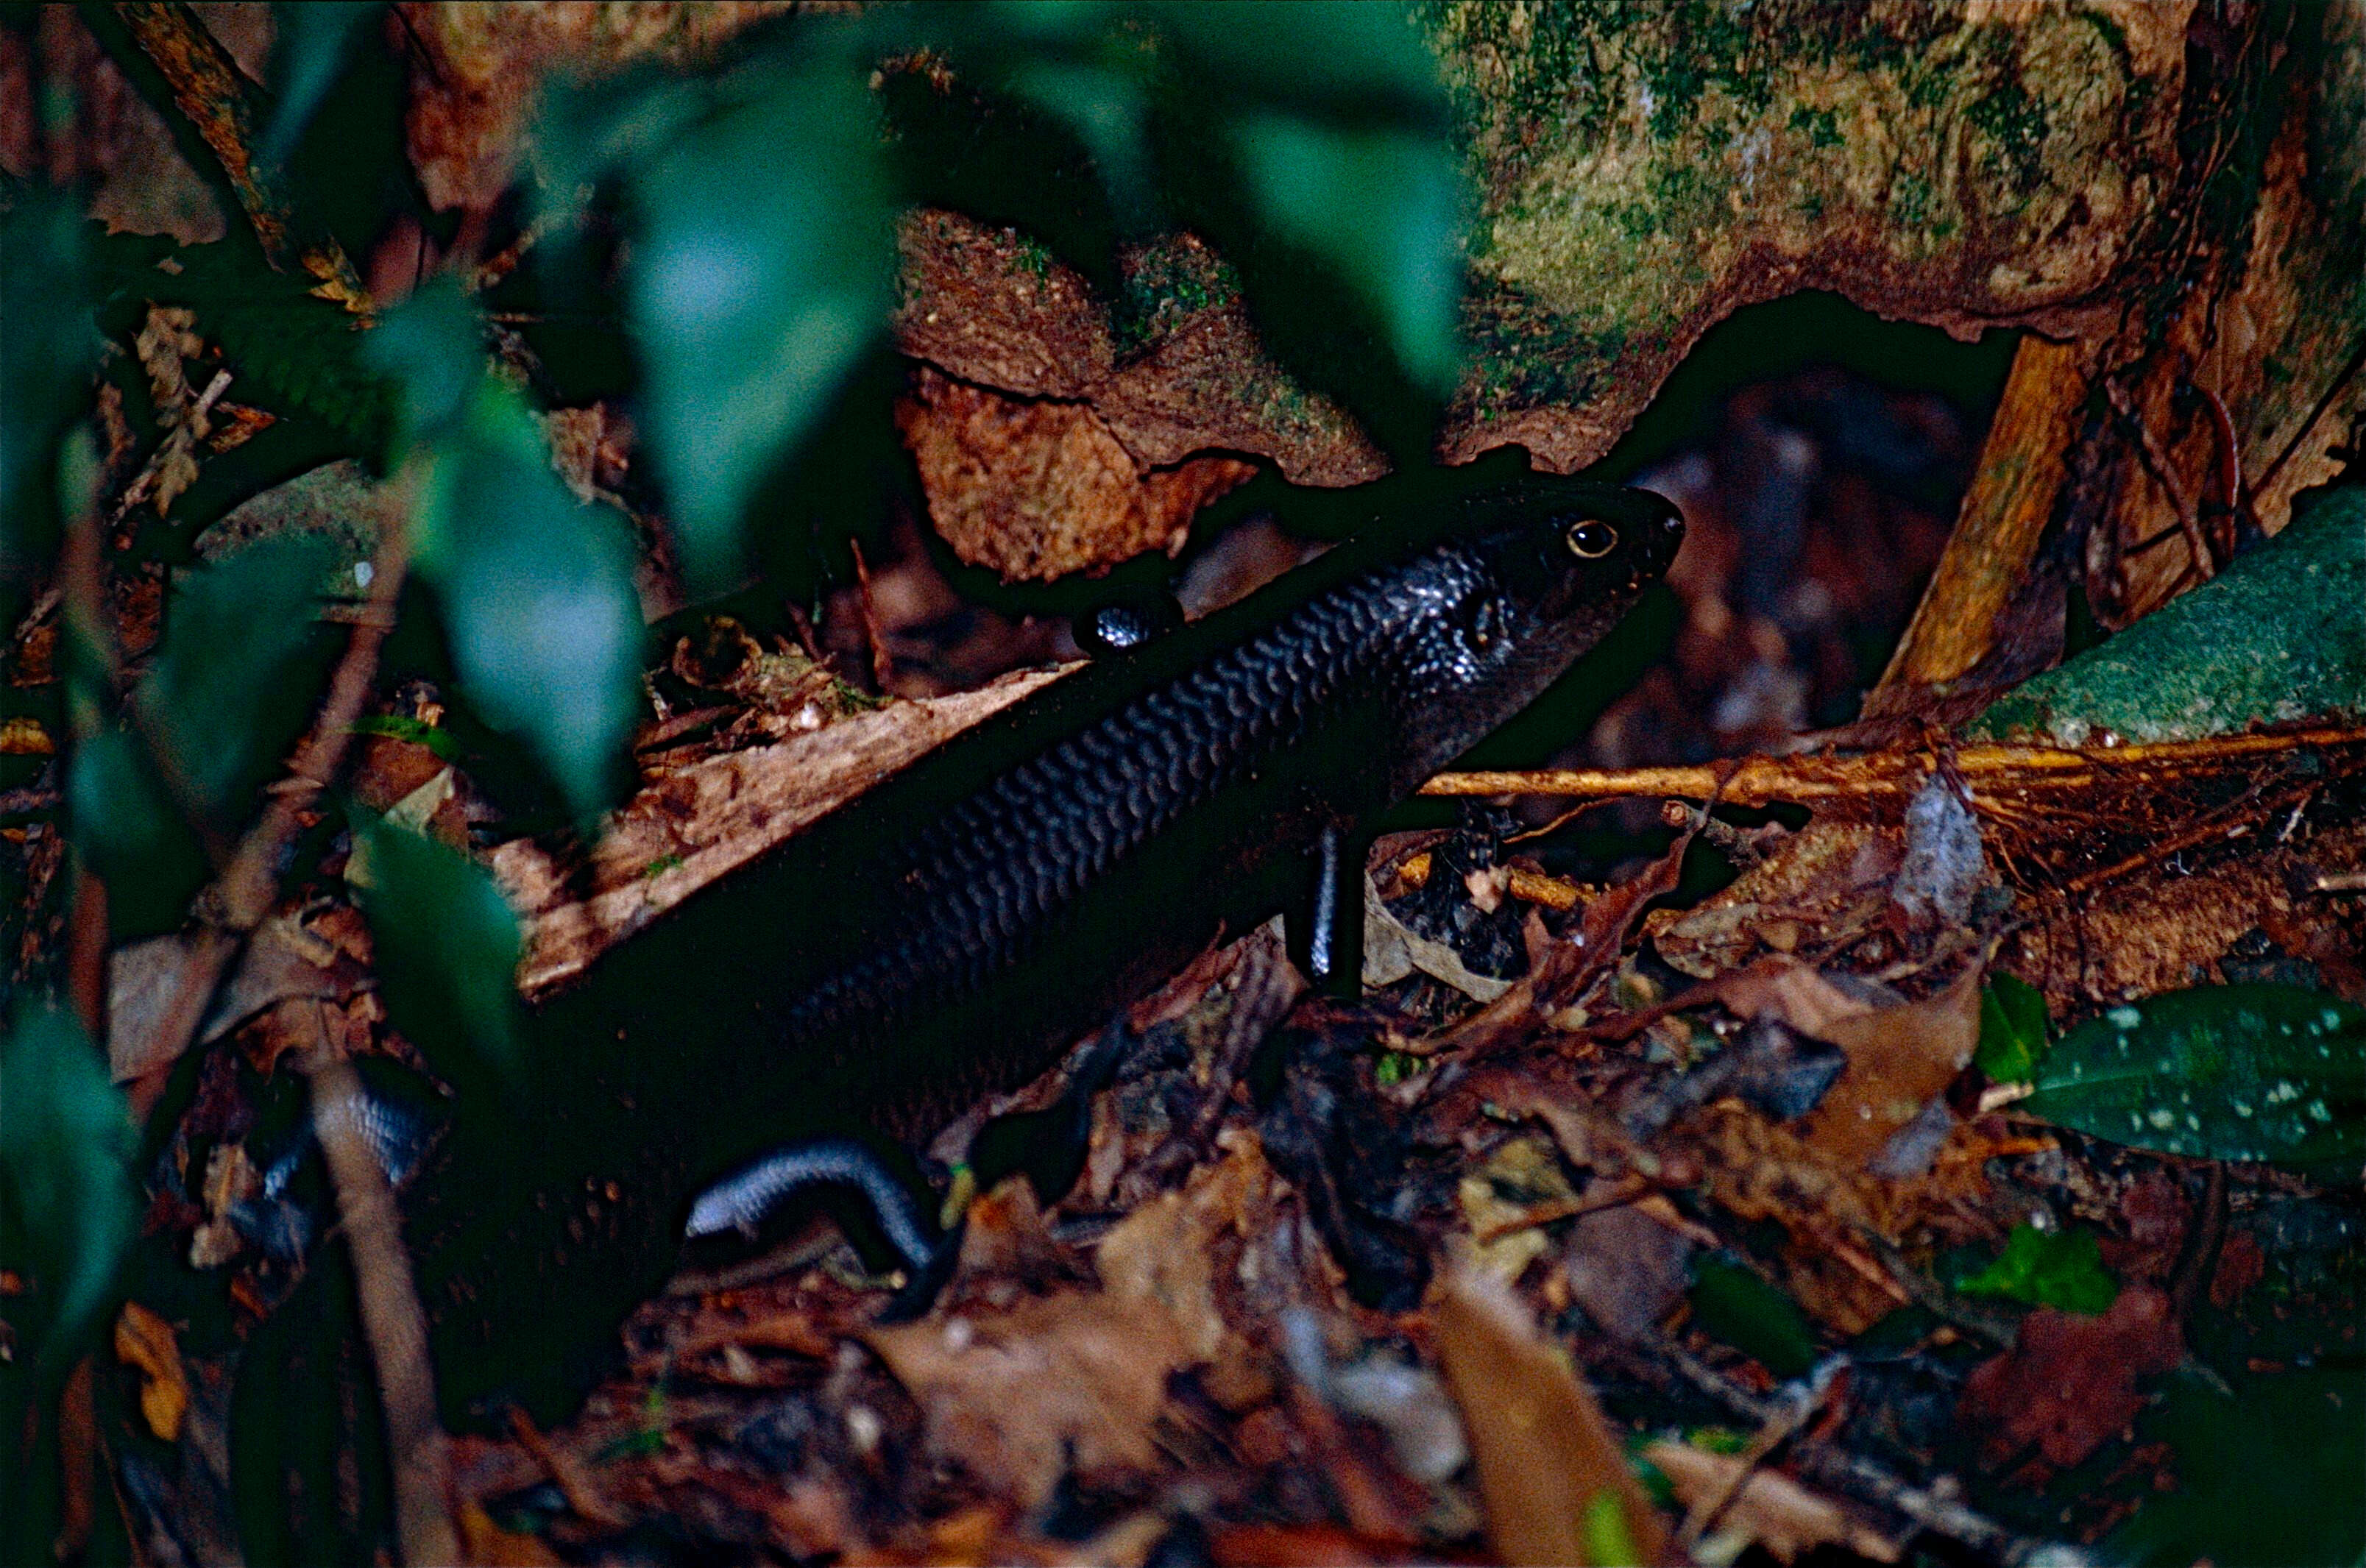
[89, 453, 2366, 1567]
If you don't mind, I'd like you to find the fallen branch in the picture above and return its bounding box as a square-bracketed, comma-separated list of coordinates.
[1422, 727, 2366, 807]
[96, 1, 370, 309]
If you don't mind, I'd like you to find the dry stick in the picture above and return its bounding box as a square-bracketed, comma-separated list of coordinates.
[847, 536, 896, 693]
[140, 508, 412, 1088]
[107, 1, 370, 309]
[1421, 727, 2366, 806]
[306, 1004, 460, 1568]
[1874, 333, 2090, 695]
[1651, 1342, 2078, 1567]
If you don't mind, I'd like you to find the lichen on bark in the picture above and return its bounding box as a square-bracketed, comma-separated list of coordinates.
[1422, 0, 2193, 471]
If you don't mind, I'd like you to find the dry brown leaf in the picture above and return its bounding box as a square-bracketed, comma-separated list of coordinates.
[1648, 819, 1905, 979]
[112, 1301, 188, 1442]
[863, 1288, 1188, 1508]
[1431, 1255, 1670, 1567]
[1096, 1135, 1270, 1375]
[1644, 1441, 1901, 1564]
[107, 912, 372, 1083]
[1796, 965, 1981, 1168]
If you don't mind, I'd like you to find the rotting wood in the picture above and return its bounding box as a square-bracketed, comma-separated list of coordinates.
[1871, 335, 2091, 701]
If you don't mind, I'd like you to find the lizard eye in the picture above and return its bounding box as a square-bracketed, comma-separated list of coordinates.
[1565, 519, 1617, 558]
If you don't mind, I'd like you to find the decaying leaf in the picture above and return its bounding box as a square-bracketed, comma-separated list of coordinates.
[1431, 1256, 1669, 1567]
[863, 1288, 1187, 1508]
[1957, 1285, 2184, 1473]
[1645, 1441, 1900, 1564]
[896, 366, 1258, 581]
[1796, 965, 1983, 1168]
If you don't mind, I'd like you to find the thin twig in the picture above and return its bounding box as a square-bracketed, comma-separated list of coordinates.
[140, 492, 413, 1079]
[102, 1, 370, 310]
[1422, 728, 2366, 806]
[2105, 376, 2215, 587]
[1649, 1341, 2084, 1566]
[847, 536, 894, 694]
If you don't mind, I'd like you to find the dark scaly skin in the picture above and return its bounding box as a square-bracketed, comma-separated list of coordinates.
[404, 472, 1683, 1421]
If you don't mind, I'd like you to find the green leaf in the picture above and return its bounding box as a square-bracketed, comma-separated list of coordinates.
[68, 534, 338, 935]
[366, 290, 643, 817]
[2110, 1368, 2366, 1567]
[0, 1005, 138, 1383]
[1582, 1489, 1641, 1568]
[349, 812, 523, 1085]
[620, 61, 893, 591]
[1225, 115, 1464, 396]
[1, 191, 98, 585]
[2022, 985, 2365, 1170]
[1687, 1254, 1818, 1379]
[1975, 972, 2049, 1082]
[258, 2, 385, 169]
[1954, 1223, 2117, 1314]
[350, 713, 463, 762]
[1152, 1, 1453, 118]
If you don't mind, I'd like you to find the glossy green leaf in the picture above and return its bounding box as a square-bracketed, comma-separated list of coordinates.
[366, 290, 643, 817]
[1955, 1223, 2117, 1314]
[623, 61, 893, 592]
[1975, 972, 2049, 1083]
[349, 812, 523, 1084]
[1687, 1254, 1817, 1379]
[0, 1005, 138, 1383]
[2022, 985, 2365, 1169]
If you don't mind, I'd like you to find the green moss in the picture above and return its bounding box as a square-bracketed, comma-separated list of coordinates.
[1972, 483, 2366, 744]
[1787, 103, 1843, 148]
[1966, 66, 2048, 191]
[1114, 238, 1242, 353]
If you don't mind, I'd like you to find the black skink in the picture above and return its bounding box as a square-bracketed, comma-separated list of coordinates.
[393, 469, 1683, 1420]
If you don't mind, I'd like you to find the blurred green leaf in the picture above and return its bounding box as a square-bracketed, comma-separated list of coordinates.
[631, 68, 890, 590]
[68, 534, 338, 935]
[1975, 972, 2049, 1082]
[349, 812, 523, 1084]
[1152, 1, 1452, 118]
[1955, 1223, 2117, 1314]
[2022, 985, 2365, 1169]
[2110, 1368, 2366, 1567]
[1687, 1254, 1817, 1379]
[549, 48, 892, 594]
[1226, 113, 1464, 395]
[367, 288, 643, 817]
[1, 190, 99, 587]
[0, 1005, 138, 1383]
[258, 2, 385, 169]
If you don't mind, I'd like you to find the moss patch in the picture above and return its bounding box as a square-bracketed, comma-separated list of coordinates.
[1972, 483, 2366, 745]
